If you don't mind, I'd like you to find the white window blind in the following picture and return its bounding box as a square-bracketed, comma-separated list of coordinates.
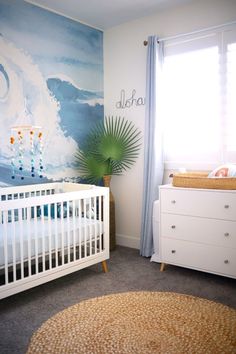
[226, 29, 236, 159]
[161, 25, 236, 168]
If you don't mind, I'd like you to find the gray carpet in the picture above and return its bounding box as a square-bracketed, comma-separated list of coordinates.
[0, 246, 235, 354]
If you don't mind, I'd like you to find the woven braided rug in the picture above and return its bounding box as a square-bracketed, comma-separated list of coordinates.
[27, 291, 236, 354]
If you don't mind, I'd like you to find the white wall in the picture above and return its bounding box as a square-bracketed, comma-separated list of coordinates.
[104, 0, 236, 250]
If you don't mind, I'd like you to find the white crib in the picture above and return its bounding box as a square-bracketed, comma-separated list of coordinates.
[0, 182, 109, 299]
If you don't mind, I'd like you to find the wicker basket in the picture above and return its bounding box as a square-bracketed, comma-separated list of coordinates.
[172, 172, 236, 190]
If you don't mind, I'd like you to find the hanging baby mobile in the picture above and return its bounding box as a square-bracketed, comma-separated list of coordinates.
[10, 125, 44, 180]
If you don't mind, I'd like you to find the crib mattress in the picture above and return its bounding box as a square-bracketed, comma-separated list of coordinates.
[0, 217, 103, 267]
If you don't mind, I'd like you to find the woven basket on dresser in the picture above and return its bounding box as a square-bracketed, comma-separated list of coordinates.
[172, 172, 236, 190]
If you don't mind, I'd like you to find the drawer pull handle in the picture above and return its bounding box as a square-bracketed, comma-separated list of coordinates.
[224, 260, 229, 264]
[171, 225, 176, 229]
[224, 205, 229, 209]
[171, 200, 176, 204]
[171, 250, 176, 254]
[224, 232, 229, 237]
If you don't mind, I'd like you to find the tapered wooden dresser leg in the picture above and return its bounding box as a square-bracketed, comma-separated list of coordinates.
[160, 263, 165, 272]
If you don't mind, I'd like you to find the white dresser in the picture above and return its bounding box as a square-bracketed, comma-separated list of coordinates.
[159, 185, 236, 278]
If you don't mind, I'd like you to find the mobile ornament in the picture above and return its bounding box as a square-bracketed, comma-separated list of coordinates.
[10, 125, 44, 180]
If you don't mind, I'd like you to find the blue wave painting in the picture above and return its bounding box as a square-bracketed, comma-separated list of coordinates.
[0, 0, 104, 186]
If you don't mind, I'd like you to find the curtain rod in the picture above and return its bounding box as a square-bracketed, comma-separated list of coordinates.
[143, 20, 236, 45]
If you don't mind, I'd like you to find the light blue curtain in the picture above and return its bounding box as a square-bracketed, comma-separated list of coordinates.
[140, 36, 164, 257]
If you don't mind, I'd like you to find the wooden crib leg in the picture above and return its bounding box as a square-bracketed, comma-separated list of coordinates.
[101, 260, 108, 273]
[160, 263, 165, 272]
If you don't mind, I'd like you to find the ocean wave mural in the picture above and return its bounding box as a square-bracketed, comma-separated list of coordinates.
[0, 0, 103, 186]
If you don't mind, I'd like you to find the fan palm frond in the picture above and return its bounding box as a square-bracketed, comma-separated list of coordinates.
[87, 116, 141, 168]
[75, 150, 112, 184]
[75, 116, 141, 184]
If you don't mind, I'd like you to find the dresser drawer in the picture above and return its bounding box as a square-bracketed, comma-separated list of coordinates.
[161, 213, 236, 248]
[161, 238, 236, 278]
[160, 188, 236, 221]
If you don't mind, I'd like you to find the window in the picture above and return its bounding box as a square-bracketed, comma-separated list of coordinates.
[227, 41, 236, 157]
[161, 25, 236, 169]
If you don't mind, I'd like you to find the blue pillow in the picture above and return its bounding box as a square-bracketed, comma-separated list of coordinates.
[43, 203, 69, 218]
[44, 204, 57, 218]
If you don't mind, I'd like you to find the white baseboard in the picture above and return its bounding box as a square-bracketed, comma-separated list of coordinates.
[116, 233, 140, 249]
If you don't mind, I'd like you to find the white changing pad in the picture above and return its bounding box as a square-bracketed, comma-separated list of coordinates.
[0, 217, 103, 267]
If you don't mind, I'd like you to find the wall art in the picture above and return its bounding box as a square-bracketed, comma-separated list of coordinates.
[0, 0, 104, 186]
[116, 89, 145, 109]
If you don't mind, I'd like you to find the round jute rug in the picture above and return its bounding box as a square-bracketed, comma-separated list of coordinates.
[27, 291, 236, 354]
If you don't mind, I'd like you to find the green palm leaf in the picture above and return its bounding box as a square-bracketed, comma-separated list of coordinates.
[75, 116, 141, 184]
[75, 150, 114, 183]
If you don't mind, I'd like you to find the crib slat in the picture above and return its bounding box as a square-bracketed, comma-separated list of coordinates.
[78, 199, 82, 260]
[72, 200, 76, 261]
[34, 206, 39, 275]
[89, 197, 92, 256]
[11, 209, 16, 282]
[19, 208, 24, 279]
[48, 203, 52, 270]
[99, 196, 102, 253]
[60, 201, 65, 265]
[84, 199, 88, 258]
[3, 211, 8, 285]
[41, 205, 45, 272]
[54, 202, 58, 267]
[27, 207, 31, 277]
[94, 196, 98, 255]
[92, 197, 95, 255]
[67, 201, 70, 263]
